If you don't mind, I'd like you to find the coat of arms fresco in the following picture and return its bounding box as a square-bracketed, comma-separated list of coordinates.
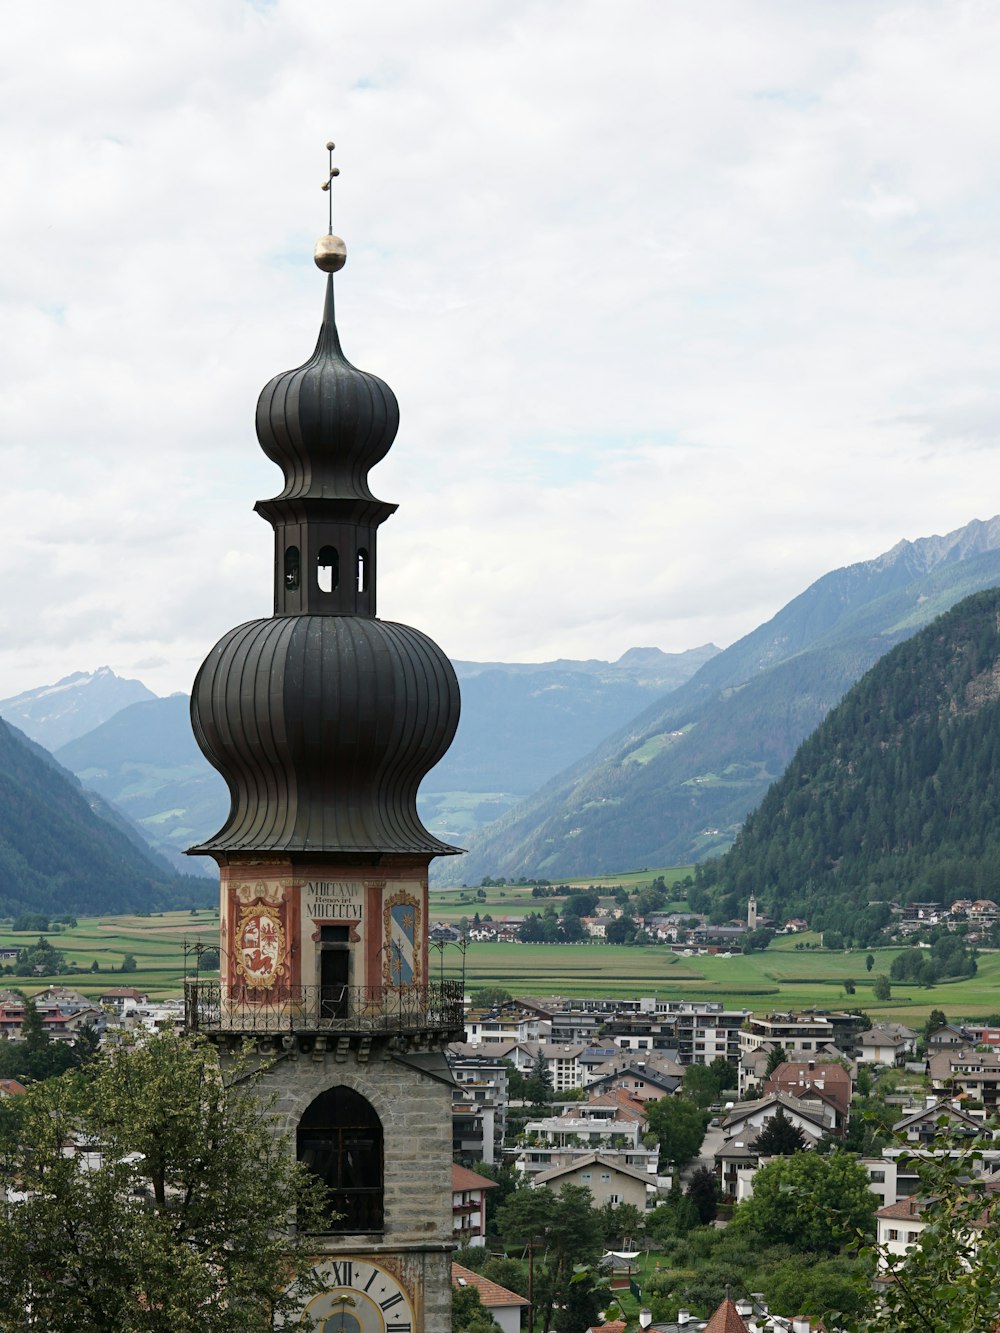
[234, 903, 287, 990]
[383, 892, 420, 989]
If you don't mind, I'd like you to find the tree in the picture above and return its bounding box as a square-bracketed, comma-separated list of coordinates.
[850, 1132, 1000, 1331]
[452, 1282, 502, 1332]
[496, 1184, 603, 1332]
[121, 953, 138, 973]
[754, 1107, 807, 1156]
[708, 1055, 737, 1095]
[467, 1159, 519, 1232]
[686, 1165, 719, 1224]
[923, 1008, 947, 1039]
[682, 1062, 719, 1108]
[552, 1269, 605, 1333]
[735, 1150, 877, 1254]
[600, 1200, 646, 1246]
[605, 916, 637, 945]
[872, 974, 891, 1001]
[765, 1044, 787, 1077]
[470, 987, 512, 1009]
[525, 1049, 554, 1104]
[645, 1096, 707, 1171]
[762, 1256, 872, 1324]
[0, 1031, 327, 1331]
[865, 953, 875, 972]
[0, 998, 76, 1083]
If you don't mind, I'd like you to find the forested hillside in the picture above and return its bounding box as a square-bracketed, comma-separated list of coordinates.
[0, 718, 210, 917]
[698, 588, 1000, 935]
[453, 518, 1000, 882]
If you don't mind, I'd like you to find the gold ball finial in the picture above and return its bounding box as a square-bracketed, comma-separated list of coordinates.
[314, 234, 347, 272]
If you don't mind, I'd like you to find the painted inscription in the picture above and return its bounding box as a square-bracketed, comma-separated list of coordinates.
[300, 879, 364, 919]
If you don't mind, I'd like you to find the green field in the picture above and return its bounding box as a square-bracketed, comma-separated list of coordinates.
[4, 906, 999, 1024]
[429, 866, 693, 918]
[438, 932, 1000, 1025]
[0, 911, 220, 1000]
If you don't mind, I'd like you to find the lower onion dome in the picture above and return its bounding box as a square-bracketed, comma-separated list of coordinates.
[189, 615, 461, 856]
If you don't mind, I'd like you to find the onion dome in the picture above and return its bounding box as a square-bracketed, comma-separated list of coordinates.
[190, 616, 459, 855]
[255, 275, 399, 504]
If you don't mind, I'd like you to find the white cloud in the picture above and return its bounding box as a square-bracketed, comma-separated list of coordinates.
[2, 0, 1000, 698]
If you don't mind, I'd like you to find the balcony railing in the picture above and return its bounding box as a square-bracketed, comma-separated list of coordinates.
[184, 980, 465, 1037]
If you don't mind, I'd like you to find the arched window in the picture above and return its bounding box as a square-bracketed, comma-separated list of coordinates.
[356, 547, 368, 593]
[284, 545, 300, 591]
[317, 546, 339, 593]
[297, 1087, 383, 1232]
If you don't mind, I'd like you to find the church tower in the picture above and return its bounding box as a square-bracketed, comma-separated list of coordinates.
[186, 145, 464, 1330]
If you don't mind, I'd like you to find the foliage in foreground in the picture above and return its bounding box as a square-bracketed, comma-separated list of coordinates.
[0, 1032, 327, 1332]
[852, 1132, 1000, 1332]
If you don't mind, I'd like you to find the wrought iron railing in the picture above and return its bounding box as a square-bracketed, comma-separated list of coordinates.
[183, 980, 465, 1036]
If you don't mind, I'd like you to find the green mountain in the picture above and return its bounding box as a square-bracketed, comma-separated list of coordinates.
[54, 695, 227, 877]
[697, 587, 1000, 935]
[0, 718, 211, 917]
[452, 517, 1000, 882]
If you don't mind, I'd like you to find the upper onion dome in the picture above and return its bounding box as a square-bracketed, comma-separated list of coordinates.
[255, 274, 399, 502]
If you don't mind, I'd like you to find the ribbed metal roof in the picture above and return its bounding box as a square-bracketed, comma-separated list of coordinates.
[255, 275, 398, 503]
[191, 614, 459, 855]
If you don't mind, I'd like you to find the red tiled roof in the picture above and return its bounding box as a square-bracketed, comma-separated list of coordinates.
[452, 1164, 498, 1192]
[703, 1296, 751, 1333]
[877, 1197, 924, 1220]
[587, 1323, 626, 1333]
[0, 1079, 26, 1096]
[452, 1263, 529, 1308]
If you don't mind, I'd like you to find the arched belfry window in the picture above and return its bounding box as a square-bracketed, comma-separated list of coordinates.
[284, 545, 300, 591]
[356, 547, 368, 593]
[317, 545, 339, 593]
[297, 1087, 383, 1232]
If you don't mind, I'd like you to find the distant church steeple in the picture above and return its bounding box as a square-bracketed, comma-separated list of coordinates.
[185, 142, 463, 1331]
[747, 893, 758, 929]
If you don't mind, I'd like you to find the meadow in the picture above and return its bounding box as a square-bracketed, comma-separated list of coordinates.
[0, 911, 219, 1000]
[4, 893, 999, 1026]
[437, 933, 1000, 1025]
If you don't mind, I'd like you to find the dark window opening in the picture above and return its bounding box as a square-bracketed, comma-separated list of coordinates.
[357, 547, 368, 593]
[284, 545, 300, 591]
[320, 925, 350, 943]
[298, 1087, 383, 1233]
[317, 545, 339, 593]
[319, 946, 349, 1019]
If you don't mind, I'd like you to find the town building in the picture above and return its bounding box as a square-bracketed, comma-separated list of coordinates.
[451, 1165, 496, 1247]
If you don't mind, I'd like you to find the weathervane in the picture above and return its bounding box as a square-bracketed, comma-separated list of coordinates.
[315, 140, 347, 273]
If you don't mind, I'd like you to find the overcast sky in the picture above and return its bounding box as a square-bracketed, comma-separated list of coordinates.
[3, 1, 1000, 700]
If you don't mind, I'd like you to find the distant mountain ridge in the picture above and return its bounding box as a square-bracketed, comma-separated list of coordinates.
[450, 515, 1000, 883]
[0, 717, 209, 917]
[0, 667, 156, 750]
[697, 586, 1000, 930]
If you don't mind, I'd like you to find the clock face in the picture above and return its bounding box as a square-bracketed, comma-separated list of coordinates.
[300, 1259, 414, 1333]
